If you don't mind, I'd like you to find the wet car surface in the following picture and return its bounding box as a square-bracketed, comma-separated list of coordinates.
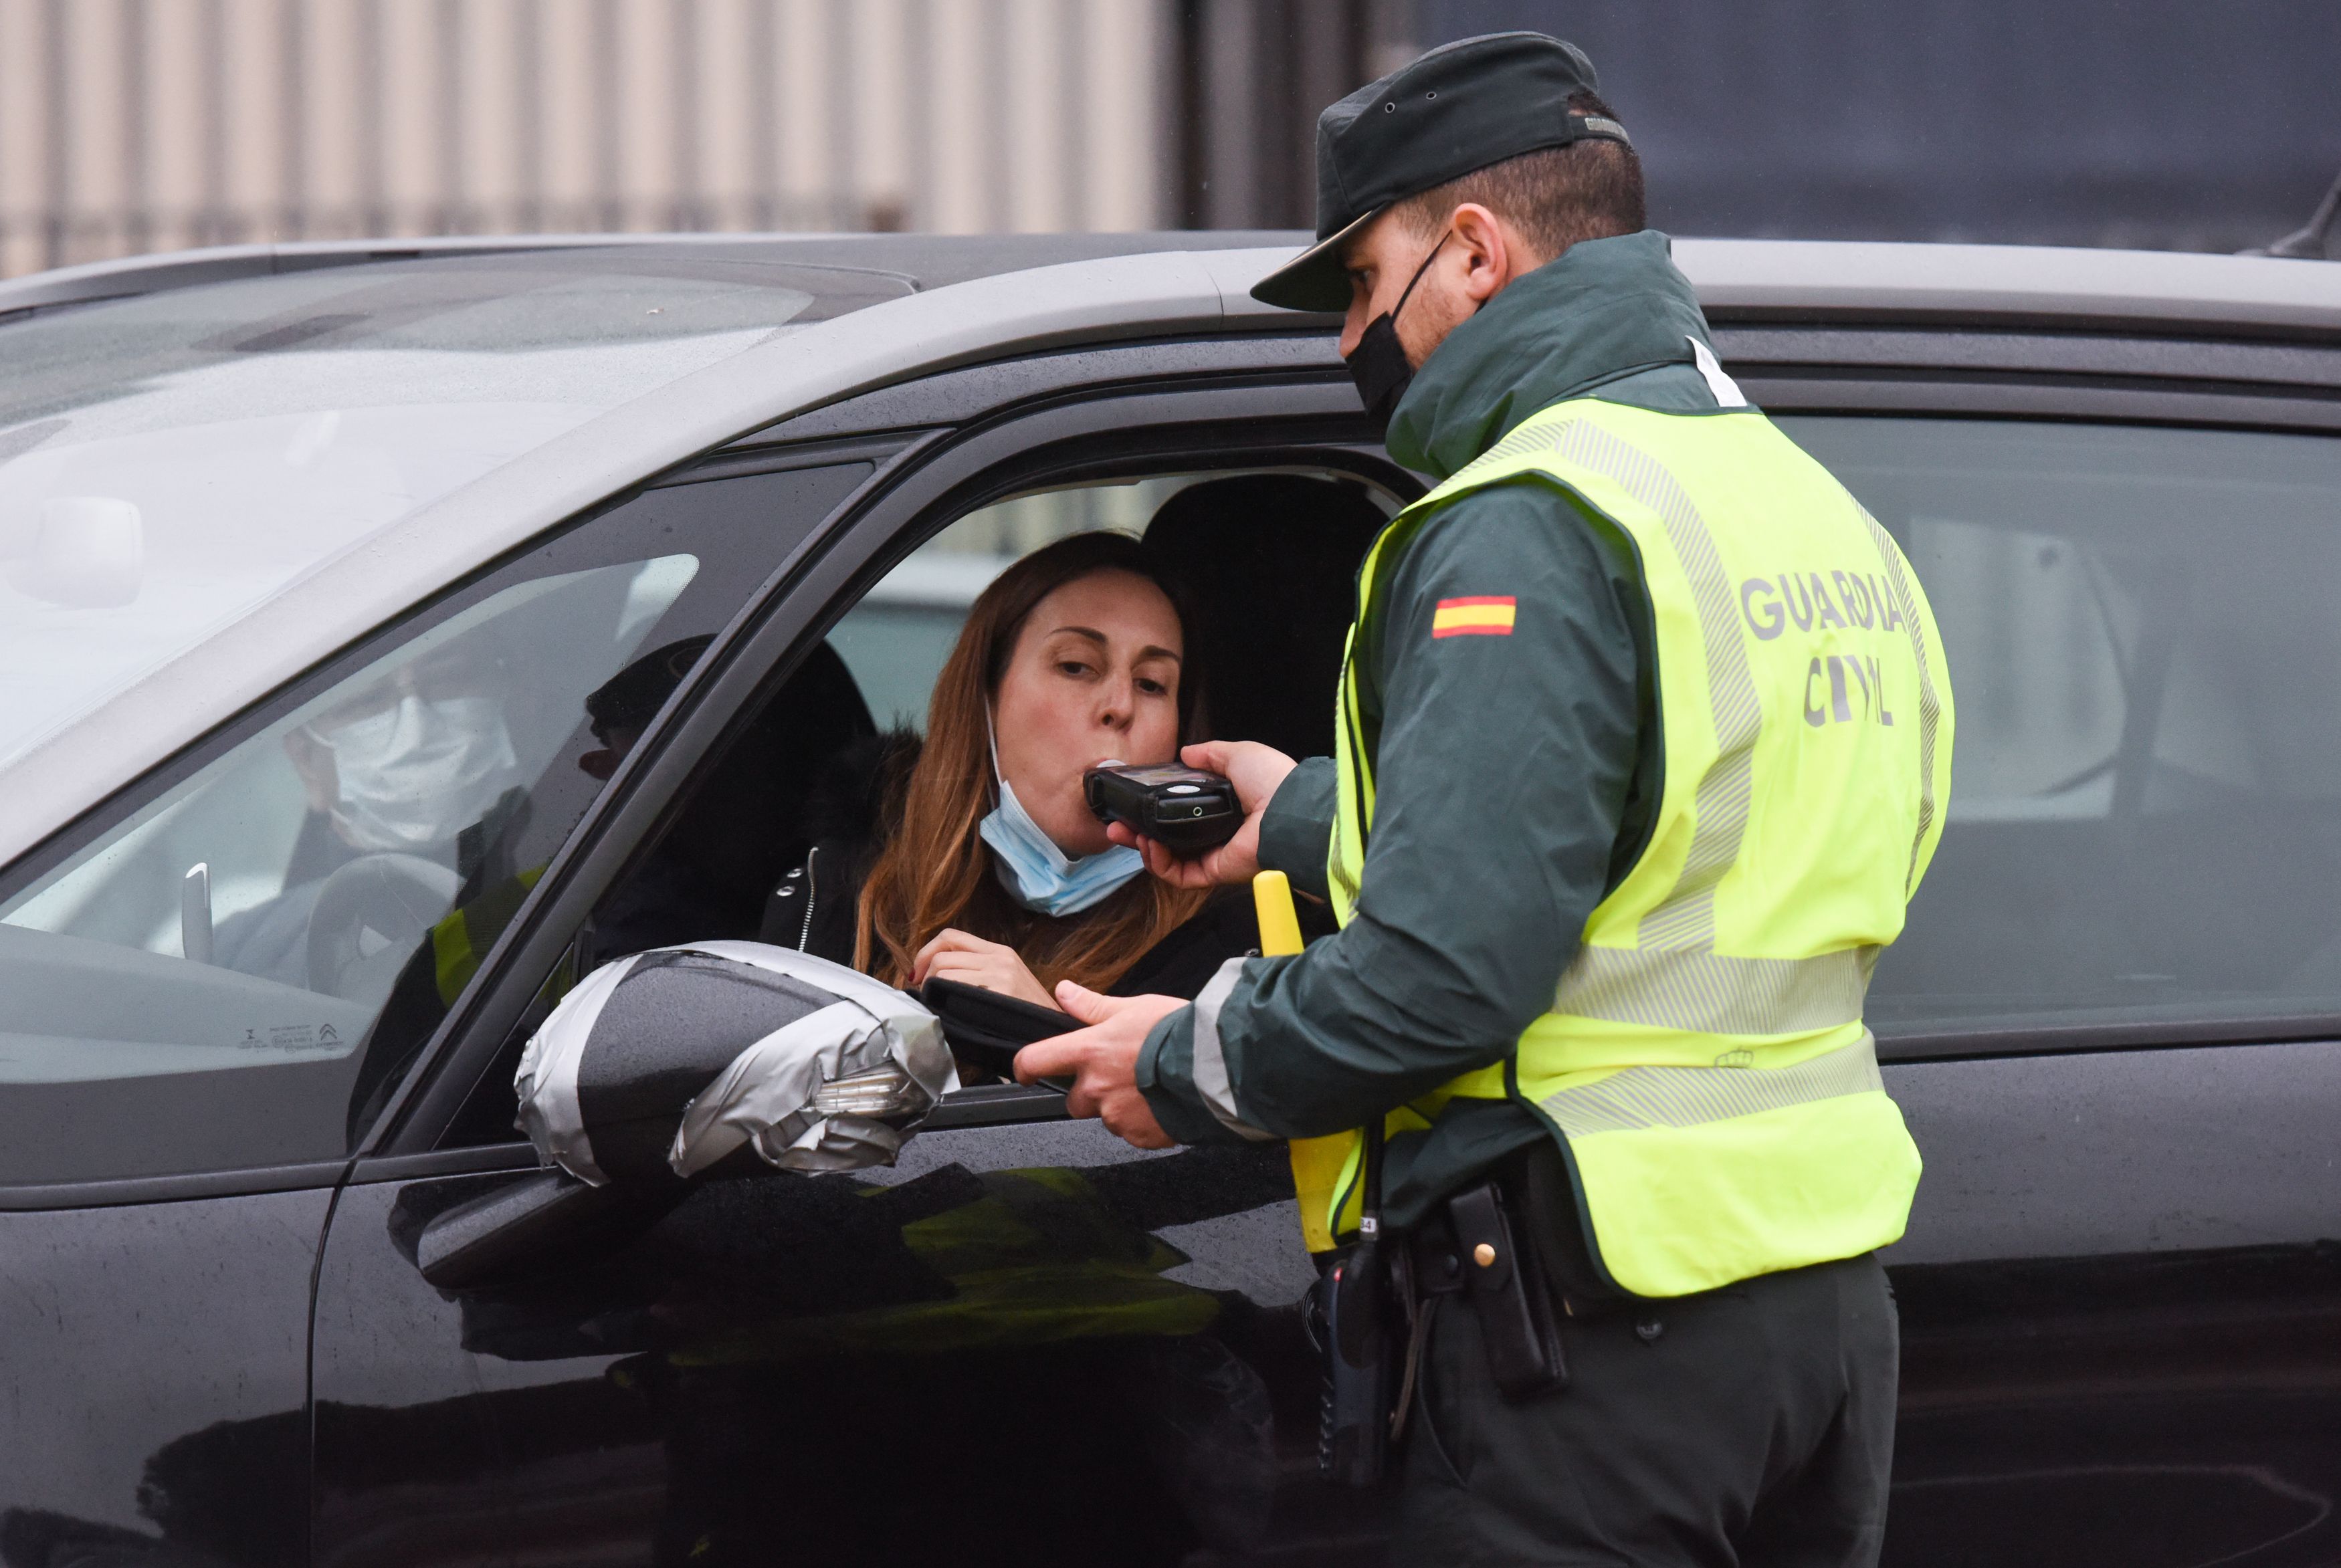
[2, 232, 2340, 1566]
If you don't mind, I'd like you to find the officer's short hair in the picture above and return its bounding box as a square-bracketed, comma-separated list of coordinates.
[1392, 91, 1645, 263]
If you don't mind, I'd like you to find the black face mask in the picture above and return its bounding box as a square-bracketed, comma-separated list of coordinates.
[1344, 233, 1448, 427]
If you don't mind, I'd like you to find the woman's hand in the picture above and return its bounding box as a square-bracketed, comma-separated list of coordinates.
[909, 929, 1059, 1010]
[1106, 738, 1298, 889]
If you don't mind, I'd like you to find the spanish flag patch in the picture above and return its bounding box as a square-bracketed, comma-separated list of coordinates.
[1431, 596, 1517, 638]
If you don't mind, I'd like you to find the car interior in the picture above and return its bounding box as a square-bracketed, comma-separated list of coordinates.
[538, 462, 1399, 1115]
[1788, 416, 2341, 1040]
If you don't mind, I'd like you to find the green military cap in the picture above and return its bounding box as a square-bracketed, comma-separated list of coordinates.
[1252, 31, 1630, 312]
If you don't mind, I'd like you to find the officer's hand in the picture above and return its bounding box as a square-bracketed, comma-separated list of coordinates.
[1014, 983, 1185, 1149]
[1107, 740, 1298, 889]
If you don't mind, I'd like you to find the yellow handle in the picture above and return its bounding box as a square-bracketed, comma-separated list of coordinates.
[1255, 870, 1342, 1251]
[1252, 870, 1305, 957]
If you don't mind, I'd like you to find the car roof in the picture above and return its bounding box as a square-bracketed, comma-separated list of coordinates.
[4, 233, 2338, 871]
[6, 229, 2338, 336]
[0, 231, 1311, 322]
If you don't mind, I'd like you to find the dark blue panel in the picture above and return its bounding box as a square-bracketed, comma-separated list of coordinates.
[1417, 0, 2341, 249]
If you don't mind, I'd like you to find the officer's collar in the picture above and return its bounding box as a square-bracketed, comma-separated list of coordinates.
[1385, 230, 1714, 481]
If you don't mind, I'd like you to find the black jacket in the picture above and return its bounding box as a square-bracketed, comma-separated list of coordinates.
[757, 733, 1264, 1003]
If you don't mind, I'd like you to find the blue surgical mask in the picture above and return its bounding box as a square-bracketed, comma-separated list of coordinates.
[977, 728, 1144, 917]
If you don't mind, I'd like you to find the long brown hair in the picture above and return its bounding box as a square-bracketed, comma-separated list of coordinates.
[856, 532, 1213, 992]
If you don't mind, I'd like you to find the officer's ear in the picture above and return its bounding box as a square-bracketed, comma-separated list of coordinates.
[1449, 202, 1528, 306]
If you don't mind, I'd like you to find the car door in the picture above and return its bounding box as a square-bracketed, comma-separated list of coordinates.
[302, 344, 1431, 1567]
[0, 425, 876, 1566]
[1747, 342, 2341, 1568]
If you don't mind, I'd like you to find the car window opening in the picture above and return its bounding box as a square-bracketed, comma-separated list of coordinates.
[558, 464, 1402, 1107]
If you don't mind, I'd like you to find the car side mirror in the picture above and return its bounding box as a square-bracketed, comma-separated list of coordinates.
[417, 942, 954, 1288]
[416, 1167, 676, 1289]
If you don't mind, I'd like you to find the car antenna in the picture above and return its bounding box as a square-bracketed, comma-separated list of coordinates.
[2245, 165, 2341, 259]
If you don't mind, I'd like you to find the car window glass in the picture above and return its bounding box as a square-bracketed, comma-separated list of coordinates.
[0, 251, 907, 774]
[0, 557, 691, 1180]
[1780, 417, 2341, 1040]
[0, 458, 872, 1184]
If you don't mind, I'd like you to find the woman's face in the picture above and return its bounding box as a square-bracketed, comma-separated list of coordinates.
[991, 568, 1184, 857]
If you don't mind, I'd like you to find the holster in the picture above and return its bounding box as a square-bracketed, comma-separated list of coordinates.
[1407, 1168, 1570, 1402]
[1456, 1178, 1569, 1398]
[1317, 1145, 1590, 1480]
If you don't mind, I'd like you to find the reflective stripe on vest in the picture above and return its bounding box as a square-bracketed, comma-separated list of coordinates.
[1315, 396, 1953, 1297]
[431, 865, 545, 1006]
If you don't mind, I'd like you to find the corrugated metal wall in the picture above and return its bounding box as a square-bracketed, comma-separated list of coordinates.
[12, 0, 2313, 284]
[0, 0, 1172, 279]
[1166, 0, 1409, 229]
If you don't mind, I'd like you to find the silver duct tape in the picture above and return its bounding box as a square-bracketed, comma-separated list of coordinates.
[511, 951, 644, 1186]
[662, 947, 957, 1179]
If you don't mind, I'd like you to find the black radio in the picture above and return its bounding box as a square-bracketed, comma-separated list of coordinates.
[1083, 762, 1242, 854]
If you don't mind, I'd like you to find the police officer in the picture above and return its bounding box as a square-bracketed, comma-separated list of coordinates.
[1017, 31, 1954, 1567]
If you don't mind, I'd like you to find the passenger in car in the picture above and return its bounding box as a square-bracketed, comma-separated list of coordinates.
[761, 531, 1259, 1014]
[213, 636, 526, 988]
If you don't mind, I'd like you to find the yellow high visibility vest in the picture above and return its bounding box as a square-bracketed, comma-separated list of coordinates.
[431, 866, 545, 1006]
[1294, 396, 1954, 1298]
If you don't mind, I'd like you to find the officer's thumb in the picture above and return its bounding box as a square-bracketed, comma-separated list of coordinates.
[1181, 740, 1231, 774]
[1055, 980, 1112, 1024]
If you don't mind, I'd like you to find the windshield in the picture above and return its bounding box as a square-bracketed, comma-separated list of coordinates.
[0, 249, 907, 772]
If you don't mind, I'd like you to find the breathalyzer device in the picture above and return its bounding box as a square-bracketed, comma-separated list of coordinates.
[1083, 762, 1241, 854]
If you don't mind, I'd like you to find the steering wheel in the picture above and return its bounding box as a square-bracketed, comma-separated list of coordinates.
[306, 853, 466, 1004]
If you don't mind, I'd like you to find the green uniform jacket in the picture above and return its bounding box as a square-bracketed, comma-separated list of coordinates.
[1137, 230, 1743, 1230]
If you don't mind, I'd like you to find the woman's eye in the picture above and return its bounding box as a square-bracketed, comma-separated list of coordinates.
[1136, 677, 1169, 697]
[1057, 660, 1094, 678]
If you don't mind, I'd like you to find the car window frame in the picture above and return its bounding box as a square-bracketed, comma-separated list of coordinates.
[0, 439, 906, 1210]
[369, 346, 1413, 1166]
[1731, 322, 2341, 1065]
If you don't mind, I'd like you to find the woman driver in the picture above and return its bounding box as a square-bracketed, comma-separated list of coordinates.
[766, 531, 1257, 1011]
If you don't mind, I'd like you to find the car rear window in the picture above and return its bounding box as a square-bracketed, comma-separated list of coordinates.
[1780, 416, 2341, 1048]
[0, 251, 907, 774]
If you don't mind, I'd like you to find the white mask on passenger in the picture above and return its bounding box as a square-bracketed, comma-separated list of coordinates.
[306, 694, 522, 852]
